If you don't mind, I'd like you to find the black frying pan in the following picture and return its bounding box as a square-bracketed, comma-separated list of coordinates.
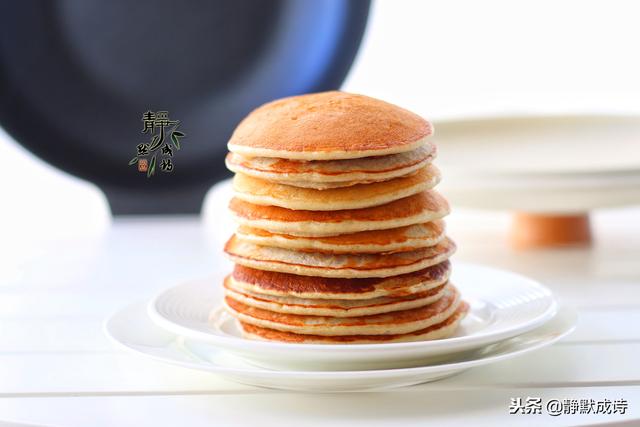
[0, 0, 370, 214]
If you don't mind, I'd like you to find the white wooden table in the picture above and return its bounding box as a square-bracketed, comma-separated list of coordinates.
[1, 201, 639, 426]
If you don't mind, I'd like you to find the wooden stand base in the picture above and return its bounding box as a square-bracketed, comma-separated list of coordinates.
[509, 213, 592, 249]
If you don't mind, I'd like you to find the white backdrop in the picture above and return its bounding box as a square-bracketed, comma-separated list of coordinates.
[2, 0, 640, 238]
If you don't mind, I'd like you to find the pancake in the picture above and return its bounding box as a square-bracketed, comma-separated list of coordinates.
[224, 276, 448, 317]
[224, 235, 456, 278]
[236, 220, 446, 254]
[224, 284, 461, 336]
[240, 302, 469, 344]
[225, 144, 435, 187]
[227, 91, 432, 160]
[232, 165, 440, 211]
[229, 262, 451, 300]
[229, 190, 450, 237]
[266, 177, 417, 190]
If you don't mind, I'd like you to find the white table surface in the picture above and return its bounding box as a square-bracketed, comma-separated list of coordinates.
[1, 195, 639, 426]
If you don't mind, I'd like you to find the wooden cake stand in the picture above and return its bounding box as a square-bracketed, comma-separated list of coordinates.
[433, 115, 640, 249]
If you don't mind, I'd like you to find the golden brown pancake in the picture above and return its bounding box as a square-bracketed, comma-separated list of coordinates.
[232, 165, 440, 211]
[229, 190, 450, 237]
[224, 284, 461, 336]
[229, 262, 451, 300]
[225, 144, 435, 188]
[227, 91, 432, 160]
[236, 220, 446, 254]
[240, 302, 469, 343]
[224, 235, 456, 278]
[266, 177, 419, 190]
[221, 91, 464, 346]
[224, 276, 448, 317]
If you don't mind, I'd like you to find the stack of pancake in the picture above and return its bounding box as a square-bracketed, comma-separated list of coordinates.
[223, 91, 468, 344]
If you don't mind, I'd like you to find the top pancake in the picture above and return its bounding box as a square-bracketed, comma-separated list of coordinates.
[225, 144, 435, 188]
[227, 91, 433, 160]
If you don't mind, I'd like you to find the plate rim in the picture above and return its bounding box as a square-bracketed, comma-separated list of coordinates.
[147, 262, 558, 354]
[105, 302, 577, 378]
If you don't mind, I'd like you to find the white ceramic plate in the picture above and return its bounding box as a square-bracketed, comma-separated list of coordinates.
[105, 302, 576, 392]
[147, 263, 557, 370]
[434, 115, 640, 212]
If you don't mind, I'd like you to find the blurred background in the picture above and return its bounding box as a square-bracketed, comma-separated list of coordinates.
[2, 0, 640, 239]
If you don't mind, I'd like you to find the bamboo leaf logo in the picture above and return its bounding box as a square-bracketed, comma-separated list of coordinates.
[149, 134, 162, 151]
[147, 154, 157, 177]
[134, 111, 184, 177]
[171, 131, 185, 150]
